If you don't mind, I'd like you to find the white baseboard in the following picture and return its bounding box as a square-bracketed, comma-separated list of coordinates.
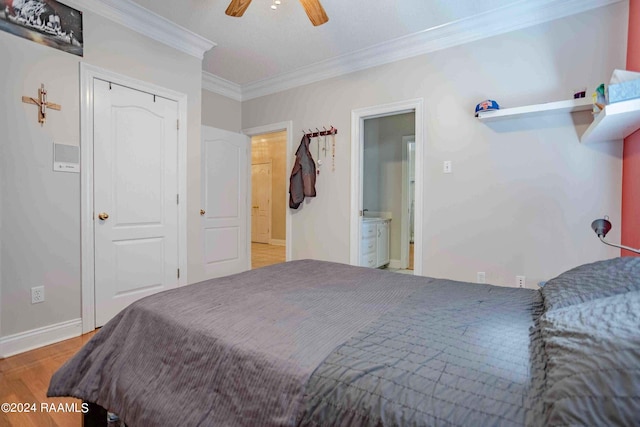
[0, 318, 82, 358]
[269, 239, 286, 246]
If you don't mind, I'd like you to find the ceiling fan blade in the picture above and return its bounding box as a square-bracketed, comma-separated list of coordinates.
[299, 0, 329, 26]
[225, 0, 253, 17]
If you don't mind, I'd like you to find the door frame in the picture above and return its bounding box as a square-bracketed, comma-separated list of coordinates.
[401, 135, 415, 269]
[242, 122, 293, 262]
[251, 161, 273, 244]
[350, 99, 424, 275]
[80, 63, 188, 333]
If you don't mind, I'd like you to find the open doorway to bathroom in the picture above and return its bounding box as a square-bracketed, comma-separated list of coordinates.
[250, 131, 287, 268]
[350, 99, 423, 276]
[362, 113, 416, 274]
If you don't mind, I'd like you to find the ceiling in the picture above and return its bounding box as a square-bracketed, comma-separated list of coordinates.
[129, 0, 527, 85]
[122, 0, 623, 99]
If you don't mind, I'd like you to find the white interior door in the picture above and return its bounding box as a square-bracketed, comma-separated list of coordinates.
[94, 79, 179, 327]
[201, 126, 250, 278]
[251, 162, 271, 244]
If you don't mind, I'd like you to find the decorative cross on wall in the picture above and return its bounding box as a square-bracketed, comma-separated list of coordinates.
[22, 84, 61, 126]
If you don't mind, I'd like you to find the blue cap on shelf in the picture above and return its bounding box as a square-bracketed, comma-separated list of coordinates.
[475, 99, 500, 116]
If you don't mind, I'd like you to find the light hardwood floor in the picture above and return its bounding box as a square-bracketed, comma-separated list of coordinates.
[1, 244, 286, 426]
[251, 242, 285, 268]
[0, 331, 97, 427]
[408, 243, 414, 270]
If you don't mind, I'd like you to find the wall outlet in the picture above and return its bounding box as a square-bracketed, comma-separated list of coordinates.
[477, 272, 486, 284]
[516, 276, 526, 288]
[31, 286, 45, 304]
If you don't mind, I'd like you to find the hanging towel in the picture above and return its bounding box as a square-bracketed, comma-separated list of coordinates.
[289, 135, 316, 209]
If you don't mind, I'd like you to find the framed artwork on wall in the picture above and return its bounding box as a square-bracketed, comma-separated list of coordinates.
[0, 0, 83, 56]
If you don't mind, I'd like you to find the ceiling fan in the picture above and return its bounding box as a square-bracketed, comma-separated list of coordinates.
[225, 0, 329, 26]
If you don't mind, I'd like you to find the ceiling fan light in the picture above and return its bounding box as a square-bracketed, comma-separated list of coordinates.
[271, 4, 277, 10]
[275, 0, 281, 4]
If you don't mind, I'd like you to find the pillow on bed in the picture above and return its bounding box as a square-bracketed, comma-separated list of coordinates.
[540, 290, 640, 425]
[541, 257, 640, 312]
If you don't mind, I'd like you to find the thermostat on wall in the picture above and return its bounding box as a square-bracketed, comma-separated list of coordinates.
[53, 142, 79, 173]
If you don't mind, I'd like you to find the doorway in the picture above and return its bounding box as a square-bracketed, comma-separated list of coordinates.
[350, 99, 424, 275]
[362, 114, 415, 273]
[250, 130, 288, 268]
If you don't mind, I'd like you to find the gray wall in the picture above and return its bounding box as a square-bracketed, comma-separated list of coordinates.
[241, 3, 628, 287]
[0, 9, 236, 338]
[363, 113, 415, 261]
[202, 90, 242, 132]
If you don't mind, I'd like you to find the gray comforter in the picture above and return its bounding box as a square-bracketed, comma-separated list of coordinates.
[48, 260, 544, 426]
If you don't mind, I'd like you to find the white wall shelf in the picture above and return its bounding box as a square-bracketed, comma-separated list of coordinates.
[476, 98, 592, 122]
[580, 98, 640, 143]
[477, 96, 640, 143]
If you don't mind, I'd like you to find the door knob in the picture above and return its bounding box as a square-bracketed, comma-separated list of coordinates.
[200, 209, 205, 216]
[98, 212, 109, 220]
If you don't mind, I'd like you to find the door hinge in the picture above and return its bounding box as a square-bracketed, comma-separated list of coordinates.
[177, 268, 180, 279]
[177, 194, 179, 204]
[177, 119, 179, 130]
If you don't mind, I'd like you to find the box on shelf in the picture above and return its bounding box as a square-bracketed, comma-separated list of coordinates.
[607, 69, 640, 104]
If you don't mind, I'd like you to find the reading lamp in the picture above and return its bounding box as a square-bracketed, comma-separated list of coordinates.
[591, 216, 640, 254]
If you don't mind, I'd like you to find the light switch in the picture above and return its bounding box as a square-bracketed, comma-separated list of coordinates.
[443, 160, 452, 174]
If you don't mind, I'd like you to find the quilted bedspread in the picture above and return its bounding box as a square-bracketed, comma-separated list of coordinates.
[48, 260, 543, 426]
[298, 272, 545, 426]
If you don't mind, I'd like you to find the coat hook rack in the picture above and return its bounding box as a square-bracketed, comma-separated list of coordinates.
[22, 83, 61, 126]
[303, 126, 337, 138]
[301, 126, 338, 172]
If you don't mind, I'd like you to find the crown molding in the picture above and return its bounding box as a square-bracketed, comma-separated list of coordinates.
[235, 0, 622, 100]
[202, 71, 243, 102]
[63, 0, 215, 59]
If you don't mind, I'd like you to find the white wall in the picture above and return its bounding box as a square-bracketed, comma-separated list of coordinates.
[242, 2, 628, 287]
[0, 9, 236, 341]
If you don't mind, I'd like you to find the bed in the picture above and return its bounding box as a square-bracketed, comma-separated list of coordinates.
[48, 258, 640, 426]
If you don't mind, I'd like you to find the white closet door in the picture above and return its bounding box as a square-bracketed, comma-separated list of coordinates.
[94, 80, 179, 327]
